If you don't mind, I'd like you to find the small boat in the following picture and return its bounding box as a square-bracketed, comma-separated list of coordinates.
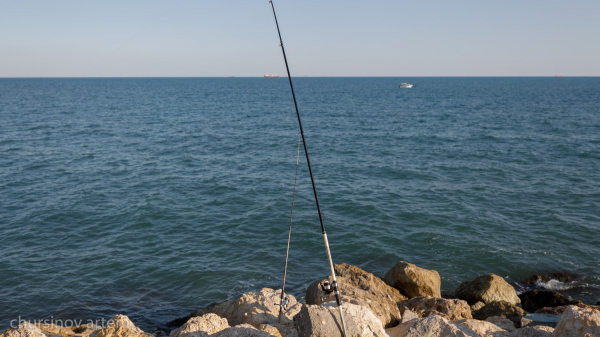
[264, 74, 280, 78]
[399, 83, 413, 88]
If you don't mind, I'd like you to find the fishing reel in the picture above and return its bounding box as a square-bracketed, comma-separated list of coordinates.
[320, 280, 337, 302]
[279, 296, 290, 310]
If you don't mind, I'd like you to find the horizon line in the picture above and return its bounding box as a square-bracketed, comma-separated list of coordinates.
[1, 75, 597, 79]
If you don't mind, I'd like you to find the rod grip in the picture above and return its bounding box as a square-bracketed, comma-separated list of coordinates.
[332, 281, 342, 306]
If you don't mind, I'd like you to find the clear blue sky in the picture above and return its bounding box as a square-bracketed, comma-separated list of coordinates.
[1, 0, 598, 77]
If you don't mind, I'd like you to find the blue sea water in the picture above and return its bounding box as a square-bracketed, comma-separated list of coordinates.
[0, 77, 599, 333]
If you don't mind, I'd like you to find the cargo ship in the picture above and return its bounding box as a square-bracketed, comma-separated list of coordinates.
[264, 74, 280, 78]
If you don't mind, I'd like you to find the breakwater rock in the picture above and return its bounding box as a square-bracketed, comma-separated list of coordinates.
[3, 261, 600, 337]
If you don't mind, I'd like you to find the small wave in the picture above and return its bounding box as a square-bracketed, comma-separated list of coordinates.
[525, 275, 599, 293]
[534, 278, 586, 291]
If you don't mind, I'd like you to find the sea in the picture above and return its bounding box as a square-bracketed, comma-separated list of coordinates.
[1, 77, 599, 333]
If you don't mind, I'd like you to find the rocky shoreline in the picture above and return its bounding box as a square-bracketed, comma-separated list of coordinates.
[3, 261, 599, 337]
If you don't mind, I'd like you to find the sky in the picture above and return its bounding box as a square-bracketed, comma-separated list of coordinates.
[0, 0, 599, 77]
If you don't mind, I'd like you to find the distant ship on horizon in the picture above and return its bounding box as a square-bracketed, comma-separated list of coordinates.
[555, 75, 564, 77]
[264, 74, 279, 78]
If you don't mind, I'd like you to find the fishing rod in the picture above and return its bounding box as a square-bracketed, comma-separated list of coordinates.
[268, 1, 348, 336]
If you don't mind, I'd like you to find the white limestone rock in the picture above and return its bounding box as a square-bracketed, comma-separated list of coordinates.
[169, 314, 230, 337]
[2, 322, 47, 337]
[552, 305, 600, 337]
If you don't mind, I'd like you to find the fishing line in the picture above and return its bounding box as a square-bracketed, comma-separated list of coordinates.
[278, 136, 301, 322]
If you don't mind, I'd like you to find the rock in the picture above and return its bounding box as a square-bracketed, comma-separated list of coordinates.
[257, 325, 282, 337]
[383, 261, 441, 298]
[258, 324, 297, 337]
[553, 305, 600, 337]
[169, 314, 229, 337]
[441, 291, 455, 299]
[520, 318, 533, 328]
[210, 324, 275, 337]
[306, 264, 406, 328]
[187, 288, 301, 330]
[454, 319, 511, 337]
[89, 315, 153, 337]
[486, 316, 516, 332]
[384, 315, 476, 337]
[397, 296, 472, 321]
[36, 324, 100, 337]
[518, 290, 570, 312]
[2, 322, 47, 337]
[455, 274, 521, 306]
[400, 310, 419, 324]
[510, 326, 553, 337]
[471, 302, 486, 312]
[534, 307, 567, 316]
[225, 288, 302, 328]
[523, 273, 576, 285]
[293, 302, 388, 337]
[385, 320, 418, 337]
[473, 301, 526, 328]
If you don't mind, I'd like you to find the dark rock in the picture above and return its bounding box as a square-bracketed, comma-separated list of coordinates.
[523, 272, 577, 285]
[519, 289, 570, 312]
[440, 290, 455, 299]
[535, 302, 600, 315]
[535, 306, 568, 315]
[473, 300, 526, 328]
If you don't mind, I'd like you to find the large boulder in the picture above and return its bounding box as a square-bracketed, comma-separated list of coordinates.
[2, 322, 47, 337]
[188, 288, 302, 330]
[510, 326, 553, 337]
[384, 315, 476, 337]
[455, 274, 521, 306]
[89, 315, 153, 337]
[518, 290, 570, 312]
[397, 296, 472, 321]
[293, 302, 388, 337]
[473, 301, 526, 328]
[306, 264, 406, 328]
[553, 305, 600, 337]
[454, 319, 511, 337]
[383, 261, 441, 298]
[169, 314, 230, 337]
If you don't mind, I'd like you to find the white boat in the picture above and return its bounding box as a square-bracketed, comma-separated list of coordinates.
[399, 83, 413, 88]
